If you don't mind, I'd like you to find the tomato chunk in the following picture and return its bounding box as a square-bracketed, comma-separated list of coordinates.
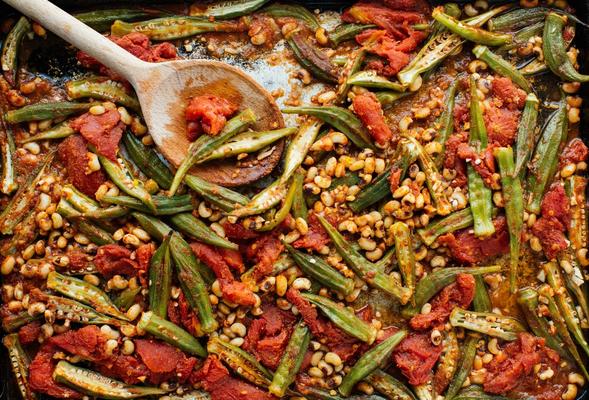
[190, 242, 256, 306]
[185, 95, 238, 140]
[438, 217, 509, 264]
[293, 213, 332, 252]
[93, 244, 140, 278]
[559, 137, 589, 167]
[410, 273, 475, 330]
[343, 3, 425, 39]
[353, 92, 394, 145]
[393, 332, 442, 385]
[58, 135, 106, 197]
[484, 333, 561, 395]
[70, 109, 125, 161]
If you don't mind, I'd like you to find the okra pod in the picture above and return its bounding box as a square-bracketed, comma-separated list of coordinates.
[317, 214, 412, 304]
[375, 91, 409, 109]
[257, 177, 296, 232]
[348, 71, 405, 92]
[4, 102, 92, 124]
[328, 23, 377, 46]
[170, 108, 256, 195]
[269, 322, 310, 397]
[122, 131, 173, 189]
[53, 360, 166, 399]
[468, 75, 494, 237]
[82, 205, 129, 220]
[282, 106, 373, 150]
[0, 151, 54, 235]
[137, 311, 207, 357]
[229, 180, 288, 218]
[407, 136, 452, 216]
[170, 213, 237, 250]
[169, 231, 218, 333]
[392, 222, 416, 301]
[164, 392, 211, 400]
[47, 271, 129, 321]
[101, 193, 192, 215]
[449, 307, 526, 340]
[287, 32, 338, 83]
[543, 13, 589, 82]
[434, 330, 460, 397]
[488, 7, 547, 32]
[207, 336, 273, 387]
[43, 294, 126, 327]
[513, 93, 539, 178]
[111, 17, 246, 40]
[21, 120, 75, 144]
[291, 170, 308, 220]
[434, 80, 458, 168]
[201, 127, 296, 162]
[494, 147, 523, 293]
[263, 3, 321, 30]
[525, 95, 567, 214]
[497, 21, 544, 53]
[417, 207, 474, 246]
[66, 78, 140, 112]
[432, 7, 511, 46]
[517, 288, 574, 361]
[114, 287, 141, 311]
[184, 174, 248, 212]
[301, 292, 377, 344]
[338, 330, 407, 397]
[366, 370, 416, 400]
[131, 211, 173, 242]
[75, 8, 166, 32]
[195, 0, 270, 19]
[1, 17, 31, 87]
[472, 45, 531, 92]
[1, 311, 39, 333]
[148, 235, 172, 318]
[97, 152, 157, 213]
[280, 118, 327, 184]
[445, 334, 479, 400]
[543, 262, 589, 357]
[453, 385, 509, 400]
[565, 176, 588, 250]
[402, 265, 501, 318]
[473, 275, 492, 313]
[336, 48, 365, 104]
[3, 334, 35, 400]
[286, 245, 354, 295]
[0, 101, 18, 194]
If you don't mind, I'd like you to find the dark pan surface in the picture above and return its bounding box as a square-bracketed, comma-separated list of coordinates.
[0, 1, 588, 399]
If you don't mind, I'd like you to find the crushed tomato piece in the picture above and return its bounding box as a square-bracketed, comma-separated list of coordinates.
[70, 109, 125, 161]
[29, 344, 83, 399]
[191, 356, 275, 400]
[93, 244, 140, 278]
[245, 234, 284, 282]
[393, 331, 442, 386]
[58, 135, 106, 197]
[352, 92, 394, 145]
[438, 217, 509, 264]
[559, 137, 589, 167]
[484, 333, 560, 395]
[185, 95, 238, 140]
[343, 3, 425, 39]
[410, 274, 475, 330]
[292, 213, 332, 252]
[190, 242, 256, 306]
[77, 33, 177, 80]
[531, 184, 571, 260]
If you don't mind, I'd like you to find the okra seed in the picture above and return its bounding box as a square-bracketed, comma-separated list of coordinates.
[123, 233, 141, 247]
[230, 322, 247, 338]
[487, 338, 500, 355]
[105, 339, 119, 356]
[198, 202, 213, 218]
[529, 236, 543, 252]
[481, 353, 493, 364]
[131, 228, 150, 242]
[101, 325, 120, 340]
[568, 107, 580, 124]
[430, 329, 442, 346]
[295, 217, 309, 235]
[421, 303, 432, 314]
[230, 337, 245, 347]
[51, 213, 63, 229]
[74, 233, 90, 245]
[430, 256, 446, 268]
[538, 367, 554, 380]
[308, 366, 324, 378]
[118, 107, 132, 125]
[357, 382, 374, 395]
[576, 248, 589, 267]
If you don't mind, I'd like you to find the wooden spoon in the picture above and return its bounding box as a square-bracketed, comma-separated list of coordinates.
[4, 0, 285, 187]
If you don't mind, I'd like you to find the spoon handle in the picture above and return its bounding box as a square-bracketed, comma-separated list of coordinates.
[2, 0, 149, 83]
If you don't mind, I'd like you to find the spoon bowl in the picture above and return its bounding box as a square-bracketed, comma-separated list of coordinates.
[4, 0, 285, 186]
